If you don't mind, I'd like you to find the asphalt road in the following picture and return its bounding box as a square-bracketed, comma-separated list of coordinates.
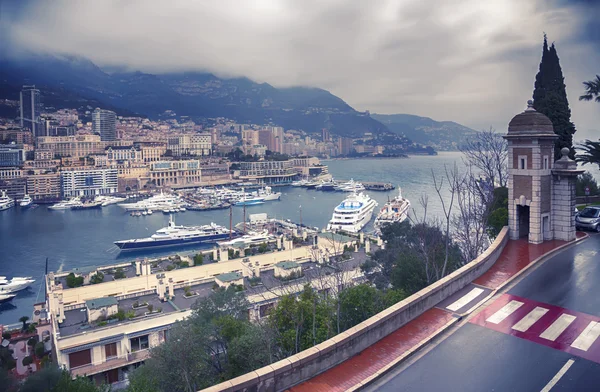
[370, 234, 600, 392]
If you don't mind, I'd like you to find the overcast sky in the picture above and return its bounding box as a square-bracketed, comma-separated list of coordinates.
[1, 0, 598, 138]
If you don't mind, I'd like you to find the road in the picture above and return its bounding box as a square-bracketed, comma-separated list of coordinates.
[369, 234, 600, 392]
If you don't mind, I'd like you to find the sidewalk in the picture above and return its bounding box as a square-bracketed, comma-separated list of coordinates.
[289, 234, 586, 391]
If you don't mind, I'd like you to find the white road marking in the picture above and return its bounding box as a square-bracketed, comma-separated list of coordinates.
[512, 307, 549, 332]
[446, 288, 485, 311]
[540, 314, 577, 341]
[571, 321, 600, 352]
[486, 300, 524, 324]
[540, 359, 575, 392]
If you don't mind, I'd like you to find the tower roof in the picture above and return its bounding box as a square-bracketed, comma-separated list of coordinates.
[508, 100, 554, 135]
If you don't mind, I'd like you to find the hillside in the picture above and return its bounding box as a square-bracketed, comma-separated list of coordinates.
[372, 113, 477, 151]
[0, 54, 387, 137]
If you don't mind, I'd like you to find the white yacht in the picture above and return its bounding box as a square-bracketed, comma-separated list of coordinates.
[19, 194, 33, 208]
[48, 197, 83, 210]
[327, 192, 378, 233]
[118, 191, 183, 211]
[374, 188, 411, 233]
[0, 276, 35, 293]
[0, 191, 14, 211]
[256, 186, 281, 201]
[95, 195, 127, 207]
[291, 179, 310, 187]
[218, 231, 273, 247]
[335, 179, 365, 192]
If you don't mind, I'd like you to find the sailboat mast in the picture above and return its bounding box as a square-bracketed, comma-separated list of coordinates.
[229, 205, 233, 239]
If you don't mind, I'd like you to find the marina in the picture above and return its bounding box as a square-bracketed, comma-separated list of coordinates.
[0, 152, 465, 324]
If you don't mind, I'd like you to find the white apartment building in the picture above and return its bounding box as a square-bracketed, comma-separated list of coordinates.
[167, 134, 212, 156]
[60, 168, 118, 198]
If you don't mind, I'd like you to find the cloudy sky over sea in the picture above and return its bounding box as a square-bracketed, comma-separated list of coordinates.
[1, 0, 598, 136]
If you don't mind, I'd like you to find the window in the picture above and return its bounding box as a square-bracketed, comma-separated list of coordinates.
[68, 349, 91, 369]
[105, 342, 117, 359]
[130, 335, 149, 352]
[543, 156, 549, 170]
[520, 158, 525, 170]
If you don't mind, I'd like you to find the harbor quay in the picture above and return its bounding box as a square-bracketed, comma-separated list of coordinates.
[40, 230, 374, 385]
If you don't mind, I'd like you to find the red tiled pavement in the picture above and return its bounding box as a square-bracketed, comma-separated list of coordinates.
[473, 232, 585, 289]
[288, 308, 454, 392]
[289, 233, 585, 391]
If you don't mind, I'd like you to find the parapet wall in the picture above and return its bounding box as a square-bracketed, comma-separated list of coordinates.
[204, 227, 509, 392]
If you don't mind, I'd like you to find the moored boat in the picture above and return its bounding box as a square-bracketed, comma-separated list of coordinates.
[0, 191, 14, 211]
[19, 194, 33, 208]
[327, 192, 378, 233]
[374, 188, 411, 233]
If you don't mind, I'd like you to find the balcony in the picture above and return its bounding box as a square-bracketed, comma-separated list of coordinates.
[70, 350, 150, 378]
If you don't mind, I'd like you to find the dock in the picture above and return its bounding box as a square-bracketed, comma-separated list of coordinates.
[362, 182, 395, 191]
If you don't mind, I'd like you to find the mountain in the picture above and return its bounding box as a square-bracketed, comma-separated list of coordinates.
[0, 54, 387, 137]
[371, 113, 477, 151]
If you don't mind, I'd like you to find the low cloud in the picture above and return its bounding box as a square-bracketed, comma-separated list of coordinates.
[1, 0, 598, 134]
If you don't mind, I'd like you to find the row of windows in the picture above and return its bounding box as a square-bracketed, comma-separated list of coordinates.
[68, 334, 152, 369]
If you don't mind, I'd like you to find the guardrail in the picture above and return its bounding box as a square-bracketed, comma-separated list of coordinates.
[204, 227, 509, 392]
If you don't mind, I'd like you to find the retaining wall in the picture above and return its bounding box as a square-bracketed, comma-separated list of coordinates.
[204, 227, 509, 392]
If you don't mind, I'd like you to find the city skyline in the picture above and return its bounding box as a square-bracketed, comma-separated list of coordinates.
[1, 0, 599, 138]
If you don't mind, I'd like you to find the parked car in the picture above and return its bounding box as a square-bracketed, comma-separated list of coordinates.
[575, 206, 600, 232]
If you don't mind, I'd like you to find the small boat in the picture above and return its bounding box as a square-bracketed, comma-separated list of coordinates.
[179, 207, 186, 212]
[49, 197, 83, 210]
[71, 200, 103, 210]
[142, 210, 148, 216]
[291, 179, 310, 187]
[0, 293, 16, 303]
[374, 187, 411, 233]
[19, 194, 33, 208]
[257, 186, 281, 201]
[147, 209, 153, 215]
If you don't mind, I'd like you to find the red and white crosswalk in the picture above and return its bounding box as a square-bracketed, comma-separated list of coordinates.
[470, 294, 600, 364]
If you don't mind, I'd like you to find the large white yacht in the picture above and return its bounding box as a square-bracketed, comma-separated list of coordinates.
[327, 192, 378, 233]
[48, 197, 83, 210]
[0, 191, 14, 211]
[114, 215, 231, 251]
[218, 231, 273, 247]
[0, 276, 35, 293]
[374, 188, 411, 233]
[19, 194, 33, 208]
[335, 179, 365, 192]
[117, 191, 183, 211]
[95, 195, 127, 206]
[255, 186, 281, 201]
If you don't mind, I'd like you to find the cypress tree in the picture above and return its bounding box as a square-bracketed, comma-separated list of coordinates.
[532, 35, 576, 160]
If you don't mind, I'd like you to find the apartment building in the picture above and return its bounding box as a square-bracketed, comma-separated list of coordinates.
[134, 142, 166, 163]
[0, 147, 25, 167]
[105, 146, 143, 166]
[27, 173, 61, 201]
[38, 135, 104, 159]
[238, 160, 298, 184]
[46, 233, 358, 386]
[60, 168, 118, 198]
[167, 134, 212, 157]
[149, 160, 202, 187]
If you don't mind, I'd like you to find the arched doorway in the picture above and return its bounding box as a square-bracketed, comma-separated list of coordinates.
[517, 205, 530, 239]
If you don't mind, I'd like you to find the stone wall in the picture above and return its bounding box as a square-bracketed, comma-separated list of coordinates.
[204, 227, 509, 392]
[552, 176, 577, 241]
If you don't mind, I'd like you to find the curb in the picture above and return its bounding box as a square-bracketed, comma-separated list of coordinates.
[346, 316, 460, 392]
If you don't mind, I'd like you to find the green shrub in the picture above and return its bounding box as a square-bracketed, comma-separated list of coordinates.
[166, 265, 175, 271]
[66, 273, 84, 288]
[2, 332, 11, 340]
[90, 272, 104, 284]
[22, 356, 33, 366]
[147, 304, 154, 313]
[34, 342, 45, 358]
[114, 267, 126, 279]
[194, 253, 204, 266]
[27, 337, 38, 347]
[98, 321, 107, 327]
[126, 310, 135, 319]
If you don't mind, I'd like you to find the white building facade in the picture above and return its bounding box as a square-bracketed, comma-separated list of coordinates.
[60, 168, 118, 198]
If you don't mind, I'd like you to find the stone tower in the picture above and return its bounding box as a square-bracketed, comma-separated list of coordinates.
[504, 100, 582, 243]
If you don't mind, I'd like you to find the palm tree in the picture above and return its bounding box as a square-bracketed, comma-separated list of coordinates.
[579, 75, 600, 102]
[19, 316, 29, 332]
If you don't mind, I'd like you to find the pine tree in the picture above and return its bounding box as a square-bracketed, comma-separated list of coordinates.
[532, 35, 576, 160]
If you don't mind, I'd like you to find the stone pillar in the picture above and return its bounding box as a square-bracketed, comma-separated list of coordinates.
[254, 262, 260, 278]
[277, 236, 282, 250]
[359, 232, 364, 244]
[135, 260, 142, 276]
[220, 247, 229, 262]
[168, 278, 174, 298]
[552, 148, 582, 241]
[365, 239, 371, 253]
[157, 279, 165, 300]
[212, 247, 218, 261]
[302, 230, 307, 241]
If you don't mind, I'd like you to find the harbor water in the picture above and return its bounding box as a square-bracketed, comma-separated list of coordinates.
[0, 152, 465, 324]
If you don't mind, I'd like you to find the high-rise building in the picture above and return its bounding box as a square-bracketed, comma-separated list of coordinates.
[92, 108, 117, 141]
[322, 129, 330, 142]
[20, 85, 43, 137]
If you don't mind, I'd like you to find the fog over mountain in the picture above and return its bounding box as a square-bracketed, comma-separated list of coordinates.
[1, 0, 598, 137]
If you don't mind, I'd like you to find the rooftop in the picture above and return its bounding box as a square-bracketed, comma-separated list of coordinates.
[85, 297, 118, 310]
[217, 272, 243, 282]
[276, 261, 300, 270]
